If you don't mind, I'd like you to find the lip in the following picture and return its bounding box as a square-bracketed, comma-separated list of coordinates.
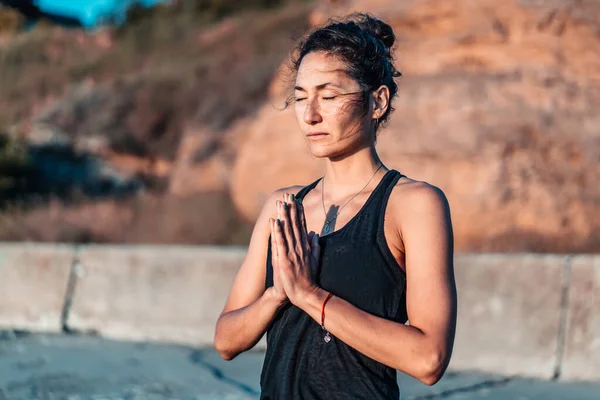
[307, 132, 329, 139]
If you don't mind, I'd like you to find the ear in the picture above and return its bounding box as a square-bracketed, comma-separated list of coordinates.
[370, 85, 390, 121]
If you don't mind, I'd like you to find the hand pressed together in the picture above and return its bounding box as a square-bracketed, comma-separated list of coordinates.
[269, 193, 321, 306]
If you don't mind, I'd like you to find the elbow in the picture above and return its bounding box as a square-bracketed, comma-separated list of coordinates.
[217, 349, 236, 361]
[214, 336, 237, 361]
[417, 350, 447, 386]
[213, 327, 237, 361]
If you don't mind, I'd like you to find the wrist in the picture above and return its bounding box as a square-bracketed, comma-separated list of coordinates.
[294, 285, 327, 313]
[264, 287, 287, 308]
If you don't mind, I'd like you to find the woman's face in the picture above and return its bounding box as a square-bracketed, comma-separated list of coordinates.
[293, 51, 376, 159]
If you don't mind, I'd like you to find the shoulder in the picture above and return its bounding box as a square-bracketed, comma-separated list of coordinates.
[390, 175, 449, 212]
[387, 174, 451, 234]
[258, 184, 307, 219]
[268, 185, 306, 205]
[245, 183, 308, 257]
[271, 185, 306, 199]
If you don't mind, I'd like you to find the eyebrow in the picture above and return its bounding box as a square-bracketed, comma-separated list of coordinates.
[294, 82, 343, 92]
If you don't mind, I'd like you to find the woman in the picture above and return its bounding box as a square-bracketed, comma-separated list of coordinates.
[214, 13, 457, 399]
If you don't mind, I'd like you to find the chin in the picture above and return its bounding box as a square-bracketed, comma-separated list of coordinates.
[307, 137, 367, 159]
[307, 144, 344, 159]
[308, 148, 331, 158]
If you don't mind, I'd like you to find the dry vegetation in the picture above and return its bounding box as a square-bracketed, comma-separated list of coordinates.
[0, 0, 313, 244]
[1, 0, 312, 156]
[0, 7, 24, 34]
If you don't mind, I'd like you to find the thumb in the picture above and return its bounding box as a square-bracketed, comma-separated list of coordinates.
[311, 233, 321, 265]
[309, 233, 321, 281]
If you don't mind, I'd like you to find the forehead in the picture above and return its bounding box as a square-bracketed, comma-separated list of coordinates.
[295, 52, 356, 88]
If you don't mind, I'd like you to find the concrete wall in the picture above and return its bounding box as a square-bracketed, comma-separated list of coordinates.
[449, 254, 565, 379]
[562, 256, 600, 381]
[0, 243, 597, 381]
[0, 243, 74, 332]
[67, 245, 247, 347]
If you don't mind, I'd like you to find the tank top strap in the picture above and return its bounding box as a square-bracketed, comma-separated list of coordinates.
[340, 169, 400, 239]
[373, 169, 405, 277]
[296, 177, 322, 201]
[359, 169, 402, 219]
[371, 169, 403, 218]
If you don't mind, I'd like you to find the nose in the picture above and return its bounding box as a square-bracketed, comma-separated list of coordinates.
[303, 97, 323, 125]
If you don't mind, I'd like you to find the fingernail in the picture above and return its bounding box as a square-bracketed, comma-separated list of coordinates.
[290, 194, 295, 202]
[283, 202, 287, 210]
[297, 198, 302, 205]
[276, 219, 280, 226]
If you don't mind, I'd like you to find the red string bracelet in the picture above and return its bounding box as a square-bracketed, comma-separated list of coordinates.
[320, 292, 334, 343]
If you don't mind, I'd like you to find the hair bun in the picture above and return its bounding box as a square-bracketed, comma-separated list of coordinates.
[353, 13, 395, 49]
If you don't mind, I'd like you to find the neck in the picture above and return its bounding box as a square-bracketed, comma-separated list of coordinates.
[322, 146, 386, 195]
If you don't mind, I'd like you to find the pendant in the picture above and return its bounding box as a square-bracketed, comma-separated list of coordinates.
[324, 331, 331, 343]
[324, 221, 331, 234]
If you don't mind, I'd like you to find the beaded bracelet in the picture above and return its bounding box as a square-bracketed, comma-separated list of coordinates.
[320, 292, 334, 343]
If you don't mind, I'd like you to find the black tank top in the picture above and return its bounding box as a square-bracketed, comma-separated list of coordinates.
[260, 169, 408, 400]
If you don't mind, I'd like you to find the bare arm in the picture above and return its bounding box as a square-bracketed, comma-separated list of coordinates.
[213, 187, 301, 360]
[294, 183, 457, 385]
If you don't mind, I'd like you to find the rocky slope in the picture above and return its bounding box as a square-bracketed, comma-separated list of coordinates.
[1, 0, 598, 251]
[0, 1, 312, 244]
[230, 0, 600, 252]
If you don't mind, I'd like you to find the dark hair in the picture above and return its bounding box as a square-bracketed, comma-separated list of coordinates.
[288, 13, 402, 134]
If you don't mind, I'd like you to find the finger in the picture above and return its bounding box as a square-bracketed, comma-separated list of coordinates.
[276, 199, 282, 221]
[269, 218, 278, 260]
[280, 195, 295, 251]
[288, 193, 303, 251]
[311, 233, 321, 268]
[273, 213, 288, 260]
[276, 199, 285, 244]
[297, 196, 309, 250]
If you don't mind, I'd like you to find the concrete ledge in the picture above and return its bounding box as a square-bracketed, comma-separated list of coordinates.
[449, 253, 565, 379]
[562, 255, 600, 381]
[66, 245, 248, 347]
[1, 242, 598, 381]
[0, 243, 73, 332]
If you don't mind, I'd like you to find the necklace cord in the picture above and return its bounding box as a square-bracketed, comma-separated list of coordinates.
[321, 163, 384, 230]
